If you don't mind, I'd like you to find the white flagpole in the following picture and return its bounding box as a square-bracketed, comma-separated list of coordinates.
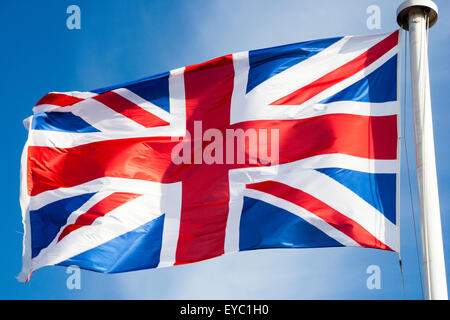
[397, 0, 448, 300]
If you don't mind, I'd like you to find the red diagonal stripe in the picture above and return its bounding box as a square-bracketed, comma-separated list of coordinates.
[270, 30, 399, 105]
[58, 192, 141, 242]
[246, 180, 392, 251]
[36, 93, 84, 107]
[93, 91, 170, 128]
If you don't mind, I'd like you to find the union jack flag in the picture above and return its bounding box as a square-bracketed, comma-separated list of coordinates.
[19, 30, 401, 281]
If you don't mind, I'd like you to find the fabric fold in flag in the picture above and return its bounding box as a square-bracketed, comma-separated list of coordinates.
[19, 30, 401, 282]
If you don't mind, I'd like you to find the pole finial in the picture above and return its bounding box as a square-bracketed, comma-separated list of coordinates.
[397, 0, 438, 30]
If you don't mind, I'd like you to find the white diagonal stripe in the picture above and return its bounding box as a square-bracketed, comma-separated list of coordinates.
[272, 168, 398, 251]
[231, 34, 399, 124]
[244, 187, 361, 247]
[226, 157, 398, 252]
[29, 177, 177, 211]
[285, 154, 398, 174]
[113, 87, 174, 123]
[72, 98, 146, 131]
[27, 68, 186, 148]
[28, 180, 182, 274]
[246, 33, 392, 107]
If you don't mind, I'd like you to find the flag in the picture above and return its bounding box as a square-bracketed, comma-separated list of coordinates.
[19, 30, 401, 281]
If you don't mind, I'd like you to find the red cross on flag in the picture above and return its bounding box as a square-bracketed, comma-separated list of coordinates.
[19, 30, 400, 282]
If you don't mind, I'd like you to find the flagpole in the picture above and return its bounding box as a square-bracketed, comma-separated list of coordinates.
[396, 0, 448, 300]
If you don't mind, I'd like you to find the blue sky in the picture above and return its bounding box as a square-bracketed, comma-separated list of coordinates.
[1, 0, 449, 299]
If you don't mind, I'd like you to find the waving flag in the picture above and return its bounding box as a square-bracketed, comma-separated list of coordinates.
[19, 30, 400, 281]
